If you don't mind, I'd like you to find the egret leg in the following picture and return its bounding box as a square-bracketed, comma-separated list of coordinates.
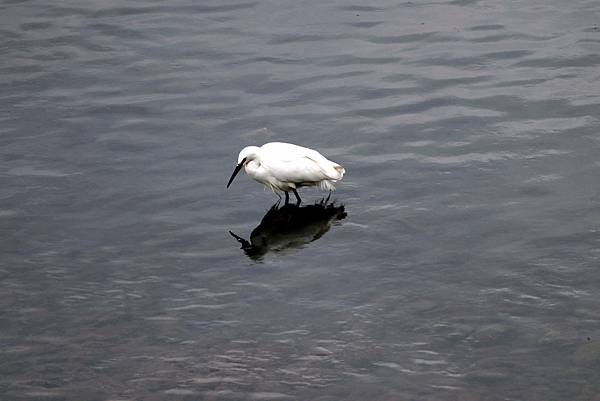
[284, 191, 290, 204]
[292, 188, 301, 205]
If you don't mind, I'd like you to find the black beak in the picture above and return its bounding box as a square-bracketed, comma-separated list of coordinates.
[227, 159, 245, 188]
[229, 230, 251, 249]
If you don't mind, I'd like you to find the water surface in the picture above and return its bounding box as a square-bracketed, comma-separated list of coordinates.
[2, 0, 600, 400]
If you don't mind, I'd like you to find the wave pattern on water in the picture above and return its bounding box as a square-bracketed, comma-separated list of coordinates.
[2, 0, 600, 400]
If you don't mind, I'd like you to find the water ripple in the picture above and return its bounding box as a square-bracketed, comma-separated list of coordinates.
[3, 0, 600, 400]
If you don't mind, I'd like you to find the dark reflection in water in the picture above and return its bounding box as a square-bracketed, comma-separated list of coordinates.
[230, 199, 346, 260]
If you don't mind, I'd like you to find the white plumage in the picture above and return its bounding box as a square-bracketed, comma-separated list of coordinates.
[227, 142, 345, 204]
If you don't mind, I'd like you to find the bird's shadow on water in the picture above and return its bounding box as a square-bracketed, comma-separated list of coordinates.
[229, 198, 347, 261]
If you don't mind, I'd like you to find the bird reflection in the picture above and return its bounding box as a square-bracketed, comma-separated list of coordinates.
[229, 198, 347, 260]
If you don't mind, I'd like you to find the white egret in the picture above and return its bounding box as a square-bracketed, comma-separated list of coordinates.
[227, 142, 345, 204]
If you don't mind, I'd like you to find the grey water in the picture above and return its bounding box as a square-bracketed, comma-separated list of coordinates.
[2, 0, 600, 399]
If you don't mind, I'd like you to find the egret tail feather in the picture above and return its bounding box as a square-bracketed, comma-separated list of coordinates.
[319, 180, 336, 191]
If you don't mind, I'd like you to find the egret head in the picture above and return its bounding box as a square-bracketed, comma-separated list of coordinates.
[237, 146, 260, 164]
[227, 146, 260, 188]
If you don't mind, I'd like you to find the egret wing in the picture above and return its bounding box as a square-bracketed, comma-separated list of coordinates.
[261, 142, 343, 181]
[264, 156, 327, 184]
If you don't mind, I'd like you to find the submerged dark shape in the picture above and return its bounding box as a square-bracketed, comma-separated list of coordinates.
[229, 198, 347, 260]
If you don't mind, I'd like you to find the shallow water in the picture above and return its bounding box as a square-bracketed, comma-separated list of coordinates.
[2, 0, 600, 400]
